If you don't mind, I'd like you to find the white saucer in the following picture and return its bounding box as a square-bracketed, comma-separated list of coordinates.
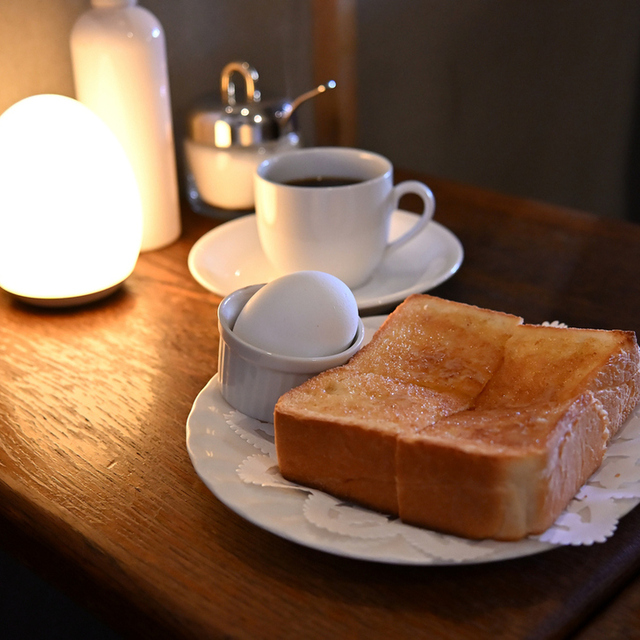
[188, 210, 464, 313]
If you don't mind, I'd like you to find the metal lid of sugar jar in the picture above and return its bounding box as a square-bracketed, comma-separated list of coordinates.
[187, 61, 295, 149]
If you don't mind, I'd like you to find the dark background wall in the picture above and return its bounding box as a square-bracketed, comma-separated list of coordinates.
[356, 0, 640, 220]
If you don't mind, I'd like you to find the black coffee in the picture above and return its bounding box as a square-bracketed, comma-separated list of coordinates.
[284, 176, 363, 188]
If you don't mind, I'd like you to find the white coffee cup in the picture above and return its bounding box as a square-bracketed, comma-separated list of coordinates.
[254, 147, 435, 289]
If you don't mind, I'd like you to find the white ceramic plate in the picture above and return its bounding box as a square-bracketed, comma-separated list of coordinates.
[188, 211, 463, 313]
[186, 375, 562, 565]
[186, 317, 560, 565]
[187, 301, 640, 565]
[187, 374, 640, 565]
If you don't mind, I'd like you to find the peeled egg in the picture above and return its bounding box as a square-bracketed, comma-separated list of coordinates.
[233, 271, 359, 357]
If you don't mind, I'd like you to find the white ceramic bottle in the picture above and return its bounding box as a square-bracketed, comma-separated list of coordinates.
[70, 0, 181, 252]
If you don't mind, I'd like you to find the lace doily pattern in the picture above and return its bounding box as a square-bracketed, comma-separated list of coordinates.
[229, 403, 640, 562]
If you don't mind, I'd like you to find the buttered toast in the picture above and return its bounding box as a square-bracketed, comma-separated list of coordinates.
[345, 294, 523, 400]
[276, 295, 523, 516]
[274, 294, 640, 541]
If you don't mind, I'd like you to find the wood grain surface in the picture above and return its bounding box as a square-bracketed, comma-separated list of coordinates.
[2, 175, 640, 639]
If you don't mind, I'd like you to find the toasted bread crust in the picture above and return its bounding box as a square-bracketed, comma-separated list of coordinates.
[275, 368, 468, 514]
[397, 394, 614, 540]
[274, 295, 640, 541]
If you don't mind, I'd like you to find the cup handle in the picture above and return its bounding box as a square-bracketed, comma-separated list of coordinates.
[384, 181, 436, 256]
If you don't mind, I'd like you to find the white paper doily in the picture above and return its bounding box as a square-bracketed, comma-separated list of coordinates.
[187, 313, 640, 564]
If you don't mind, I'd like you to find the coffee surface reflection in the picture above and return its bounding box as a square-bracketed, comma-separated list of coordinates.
[284, 176, 363, 188]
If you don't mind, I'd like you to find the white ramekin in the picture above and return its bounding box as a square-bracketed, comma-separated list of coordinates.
[217, 283, 364, 423]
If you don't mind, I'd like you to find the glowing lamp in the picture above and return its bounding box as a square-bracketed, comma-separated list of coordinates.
[0, 94, 143, 306]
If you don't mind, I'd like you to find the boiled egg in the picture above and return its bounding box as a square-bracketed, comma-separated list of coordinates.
[233, 271, 359, 357]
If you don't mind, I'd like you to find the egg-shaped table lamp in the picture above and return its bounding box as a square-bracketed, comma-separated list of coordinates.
[0, 94, 143, 306]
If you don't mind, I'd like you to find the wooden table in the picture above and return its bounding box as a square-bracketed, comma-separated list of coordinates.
[2, 174, 640, 639]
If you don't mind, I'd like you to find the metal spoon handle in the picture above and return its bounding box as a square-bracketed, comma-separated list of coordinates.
[280, 80, 336, 126]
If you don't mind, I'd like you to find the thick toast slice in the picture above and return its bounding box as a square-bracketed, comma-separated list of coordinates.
[274, 295, 640, 540]
[397, 322, 640, 540]
[346, 294, 523, 401]
[275, 294, 523, 516]
[396, 396, 608, 540]
[475, 323, 640, 430]
[275, 368, 467, 514]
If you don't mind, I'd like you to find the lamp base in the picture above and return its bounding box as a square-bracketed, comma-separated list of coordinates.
[12, 282, 124, 308]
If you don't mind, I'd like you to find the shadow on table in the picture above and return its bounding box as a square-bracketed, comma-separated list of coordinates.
[0, 548, 120, 640]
